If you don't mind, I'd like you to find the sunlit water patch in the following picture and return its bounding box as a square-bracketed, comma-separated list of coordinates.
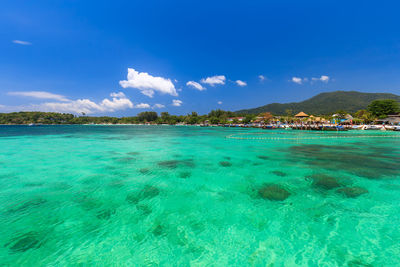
[0, 125, 399, 265]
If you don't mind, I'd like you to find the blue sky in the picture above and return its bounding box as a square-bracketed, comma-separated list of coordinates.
[1, 0, 400, 116]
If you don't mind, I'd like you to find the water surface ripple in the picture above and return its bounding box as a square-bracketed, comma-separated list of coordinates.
[0, 125, 399, 265]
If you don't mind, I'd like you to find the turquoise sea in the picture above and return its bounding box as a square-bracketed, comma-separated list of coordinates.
[0, 125, 399, 266]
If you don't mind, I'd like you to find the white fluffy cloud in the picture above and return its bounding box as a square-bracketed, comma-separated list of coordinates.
[12, 40, 32, 45]
[4, 92, 134, 114]
[40, 99, 104, 114]
[119, 68, 178, 98]
[110, 92, 126, 98]
[153, 104, 165, 108]
[291, 77, 303, 84]
[217, 101, 222, 105]
[235, 80, 247, 86]
[291, 75, 330, 84]
[186, 81, 206, 91]
[40, 92, 133, 114]
[172, 99, 183, 107]
[200, 75, 226, 86]
[8, 91, 69, 101]
[135, 103, 150, 109]
[96, 96, 128, 111]
[258, 75, 266, 81]
[312, 75, 330, 83]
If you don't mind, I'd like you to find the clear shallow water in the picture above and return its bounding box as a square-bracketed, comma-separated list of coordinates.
[0, 125, 399, 266]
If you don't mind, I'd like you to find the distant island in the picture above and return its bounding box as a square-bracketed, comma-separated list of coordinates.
[236, 91, 400, 115]
[0, 91, 399, 125]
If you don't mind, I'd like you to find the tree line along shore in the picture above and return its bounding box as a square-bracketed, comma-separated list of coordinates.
[0, 99, 399, 126]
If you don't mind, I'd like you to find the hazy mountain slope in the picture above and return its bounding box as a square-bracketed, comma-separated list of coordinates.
[236, 91, 400, 115]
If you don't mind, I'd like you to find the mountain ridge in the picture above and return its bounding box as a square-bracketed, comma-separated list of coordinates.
[236, 91, 400, 115]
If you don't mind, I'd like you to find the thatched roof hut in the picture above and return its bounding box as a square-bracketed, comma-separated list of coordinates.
[376, 114, 400, 124]
[294, 112, 309, 118]
[345, 114, 353, 120]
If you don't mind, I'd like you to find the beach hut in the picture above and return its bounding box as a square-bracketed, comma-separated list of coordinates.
[227, 117, 244, 122]
[345, 114, 353, 120]
[375, 114, 400, 125]
[307, 115, 317, 122]
[294, 112, 309, 118]
[253, 116, 264, 123]
[341, 114, 353, 124]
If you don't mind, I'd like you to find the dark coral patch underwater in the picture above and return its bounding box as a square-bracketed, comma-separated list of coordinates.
[7, 198, 47, 213]
[127, 152, 140, 156]
[271, 170, 287, 177]
[96, 208, 116, 220]
[289, 144, 400, 179]
[307, 173, 341, 190]
[5, 232, 43, 253]
[337, 187, 368, 198]
[258, 184, 291, 201]
[179, 171, 191, 179]
[126, 185, 160, 204]
[115, 157, 136, 163]
[219, 161, 232, 167]
[157, 159, 195, 169]
[138, 168, 151, 174]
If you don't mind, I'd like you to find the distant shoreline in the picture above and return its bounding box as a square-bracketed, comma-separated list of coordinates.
[1, 123, 399, 132]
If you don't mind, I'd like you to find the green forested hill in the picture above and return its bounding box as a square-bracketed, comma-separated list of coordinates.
[236, 91, 400, 115]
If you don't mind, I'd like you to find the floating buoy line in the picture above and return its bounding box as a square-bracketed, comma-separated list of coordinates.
[226, 132, 400, 141]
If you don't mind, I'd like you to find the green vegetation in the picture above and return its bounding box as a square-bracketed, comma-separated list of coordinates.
[0, 94, 399, 125]
[137, 111, 158, 122]
[368, 99, 400, 118]
[0, 112, 75, 125]
[354, 110, 374, 123]
[236, 91, 400, 115]
[0, 109, 237, 125]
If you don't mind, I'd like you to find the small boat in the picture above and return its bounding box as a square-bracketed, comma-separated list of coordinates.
[262, 125, 277, 129]
[363, 125, 383, 130]
[351, 125, 363, 130]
